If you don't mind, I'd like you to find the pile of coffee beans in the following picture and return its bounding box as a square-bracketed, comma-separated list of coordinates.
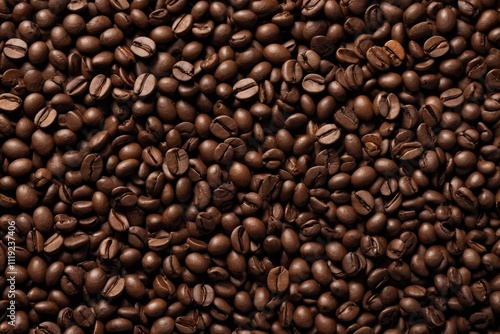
[1, 0, 500, 332]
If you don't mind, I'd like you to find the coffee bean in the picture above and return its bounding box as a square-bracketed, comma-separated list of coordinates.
[0, 93, 23, 113]
[316, 124, 341, 146]
[105, 318, 133, 333]
[89, 74, 112, 100]
[233, 78, 259, 101]
[281, 59, 304, 85]
[267, 266, 289, 293]
[131, 36, 156, 58]
[373, 92, 400, 120]
[440, 88, 464, 108]
[165, 148, 189, 176]
[172, 61, 194, 82]
[109, 0, 129, 11]
[336, 47, 359, 65]
[210, 115, 238, 139]
[342, 252, 366, 276]
[336, 301, 360, 322]
[34, 106, 57, 129]
[351, 190, 375, 215]
[73, 305, 95, 327]
[134, 73, 157, 98]
[383, 40, 405, 66]
[454, 186, 479, 211]
[302, 73, 326, 94]
[108, 209, 130, 232]
[80, 154, 103, 183]
[4, 38, 28, 59]
[334, 106, 359, 132]
[366, 46, 391, 71]
[424, 36, 450, 58]
[485, 69, 500, 92]
[263, 44, 291, 65]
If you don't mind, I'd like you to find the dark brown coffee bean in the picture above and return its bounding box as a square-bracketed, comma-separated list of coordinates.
[102, 275, 125, 300]
[89, 74, 112, 100]
[230, 225, 250, 254]
[316, 124, 341, 146]
[0, 93, 22, 113]
[263, 44, 291, 65]
[1, 2, 500, 333]
[172, 61, 194, 82]
[210, 115, 238, 139]
[73, 305, 95, 327]
[267, 266, 289, 293]
[393, 142, 423, 160]
[281, 59, 303, 85]
[336, 301, 360, 322]
[80, 154, 103, 183]
[374, 92, 400, 120]
[108, 209, 130, 232]
[383, 40, 405, 66]
[134, 73, 156, 98]
[105, 318, 133, 333]
[366, 46, 390, 72]
[334, 106, 359, 132]
[424, 36, 449, 58]
[485, 69, 500, 92]
[441, 88, 464, 108]
[351, 190, 375, 215]
[165, 148, 189, 176]
[233, 78, 259, 101]
[302, 73, 326, 94]
[4, 38, 28, 59]
[34, 107, 57, 129]
[454, 186, 478, 211]
[342, 252, 366, 276]
[131, 37, 156, 58]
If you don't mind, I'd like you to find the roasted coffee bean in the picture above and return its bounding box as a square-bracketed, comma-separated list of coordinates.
[81, 154, 103, 183]
[424, 36, 450, 58]
[332, 110, 356, 135]
[374, 92, 400, 120]
[267, 266, 289, 293]
[316, 124, 341, 146]
[210, 115, 238, 139]
[89, 74, 112, 100]
[342, 252, 367, 276]
[108, 209, 130, 232]
[233, 78, 259, 101]
[336, 301, 360, 322]
[282, 60, 304, 85]
[4, 38, 28, 59]
[366, 46, 391, 71]
[384, 40, 405, 66]
[441, 88, 464, 108]
[165, 148, 189, 176]
[65, 76, 88, 96]
[0, 93, 22, 113]
[351, 190, 375, 215]
[34, 107, 57, 129]
[131, 37, 156, 58]
[134, 73, 156, 98]
[302, 74, 326, 94]
[172, 61, 194, 82]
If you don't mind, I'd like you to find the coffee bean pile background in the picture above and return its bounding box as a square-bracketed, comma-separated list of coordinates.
[1, 0, 500, 332]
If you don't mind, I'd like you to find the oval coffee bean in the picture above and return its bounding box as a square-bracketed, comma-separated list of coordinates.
[267, 266, 289, 293]
[233, 78, 259, 101]
[4, 38, 28, 59]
